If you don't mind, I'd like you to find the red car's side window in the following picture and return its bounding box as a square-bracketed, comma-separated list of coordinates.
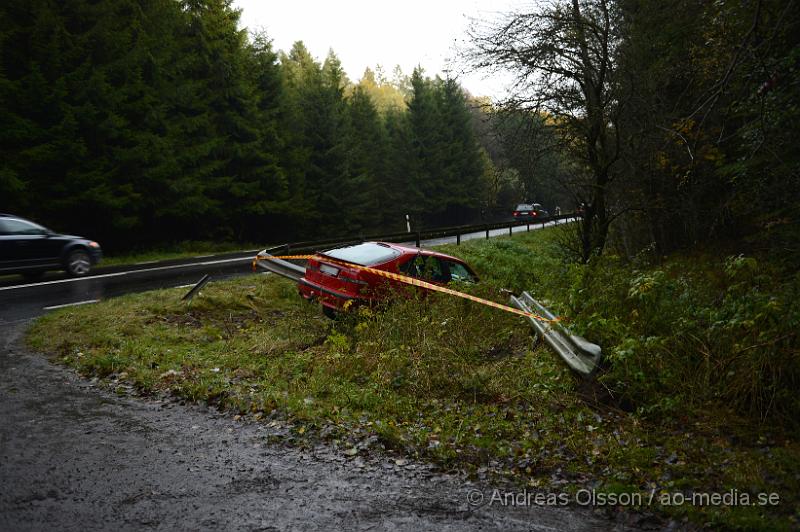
[398, 255, 449, 283]
[443, 260, 476, 283]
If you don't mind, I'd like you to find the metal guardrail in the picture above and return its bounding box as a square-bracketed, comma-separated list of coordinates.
[509, 291, 602, 377]
[267, 213, 578, 255]
[256, 217, 601, 377]
[181, 274, 212, 302]
[253, 252, 306, 282]
[255, 214, 577, 281]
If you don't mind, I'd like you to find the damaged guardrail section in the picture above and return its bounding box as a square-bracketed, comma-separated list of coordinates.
[510, 292, 602, 377]
[252, 249, 306, 282]
[253, 241, 603, 379]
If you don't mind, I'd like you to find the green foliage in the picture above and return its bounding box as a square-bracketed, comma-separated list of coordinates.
[612, 0, 800, 259]
[0, 2, 489, 250]
[440, 229, 800, 429]
[27, 240, 800, 528]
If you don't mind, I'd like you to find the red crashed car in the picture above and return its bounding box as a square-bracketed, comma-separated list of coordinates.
[298, 241, 478, 316]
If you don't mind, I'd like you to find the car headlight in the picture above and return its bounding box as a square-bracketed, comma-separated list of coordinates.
[88, 241, 100, 248]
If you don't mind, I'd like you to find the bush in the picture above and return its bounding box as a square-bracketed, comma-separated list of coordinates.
[442, 229, 800, 428]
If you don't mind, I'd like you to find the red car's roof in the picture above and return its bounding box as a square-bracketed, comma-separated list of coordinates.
[318, 241, 467, 268]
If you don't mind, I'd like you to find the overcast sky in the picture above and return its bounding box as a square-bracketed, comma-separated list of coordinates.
[233, 0, 525, 98]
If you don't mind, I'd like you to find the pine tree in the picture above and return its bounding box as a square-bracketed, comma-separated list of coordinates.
[406, 67, 441, 221]
[435, 78, 486, 222]
[340, 85, 384, 233]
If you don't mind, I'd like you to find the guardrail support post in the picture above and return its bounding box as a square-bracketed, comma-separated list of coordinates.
[456, 232, 461, 245]
[416, 231, 421, 248]
[527, 223, 530, 232]
[509, 226, 513, 236]
[182, 274, 211, 303]
[485, 225, 489, 240]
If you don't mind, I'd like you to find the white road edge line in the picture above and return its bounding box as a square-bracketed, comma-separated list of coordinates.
[44, 299, 100, 310]
[0, 256, 253, 292]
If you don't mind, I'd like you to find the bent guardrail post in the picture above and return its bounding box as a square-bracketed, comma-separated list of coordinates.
[182, 274, 211, 303]
[509, 291, 602, 377]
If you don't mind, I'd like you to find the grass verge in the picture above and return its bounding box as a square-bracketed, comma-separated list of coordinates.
[28, 228, 799, 529]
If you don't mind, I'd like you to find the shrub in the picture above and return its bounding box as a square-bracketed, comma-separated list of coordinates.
[442, 229, 800, 428]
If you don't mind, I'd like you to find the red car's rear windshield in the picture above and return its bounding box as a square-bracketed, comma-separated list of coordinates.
[321, 243, 401, 266]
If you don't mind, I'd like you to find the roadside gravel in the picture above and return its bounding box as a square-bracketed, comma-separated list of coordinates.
[0, 321, 632, 531]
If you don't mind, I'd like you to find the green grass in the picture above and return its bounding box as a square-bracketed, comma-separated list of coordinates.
[28, 227, 800, 530]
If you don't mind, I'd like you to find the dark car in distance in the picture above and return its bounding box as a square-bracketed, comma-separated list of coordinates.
[512, 203, 549, 221]
[298, 241, 478, 316]
[0, 214, 102, 279]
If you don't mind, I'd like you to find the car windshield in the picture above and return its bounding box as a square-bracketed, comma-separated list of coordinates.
[515, 204, 533, 211]
[322, 243, 401, 266]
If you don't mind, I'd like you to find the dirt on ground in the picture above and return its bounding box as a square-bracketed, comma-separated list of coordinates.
[0, 321, 641, 531]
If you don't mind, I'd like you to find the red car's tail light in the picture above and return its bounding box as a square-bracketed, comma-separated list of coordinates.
[340, 271, 368, 286]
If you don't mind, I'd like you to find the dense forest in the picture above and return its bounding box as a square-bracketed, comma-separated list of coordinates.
[469, 0, 799, 263]
[1, 0, 797, 262]
[1, 0, 525, 252]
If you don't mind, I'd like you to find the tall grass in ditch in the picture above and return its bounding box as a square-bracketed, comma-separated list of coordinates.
[321, 285, 541, 404]
[439, 230, 800, 430]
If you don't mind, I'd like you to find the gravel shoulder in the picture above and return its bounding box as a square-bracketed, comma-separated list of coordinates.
[0, 321, 624, 531]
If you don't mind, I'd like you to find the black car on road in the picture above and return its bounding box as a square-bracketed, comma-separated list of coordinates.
[0, 214, 102, 278]
[512, 203, 550, 222]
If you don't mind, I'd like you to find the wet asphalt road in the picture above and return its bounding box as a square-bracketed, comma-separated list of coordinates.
[0, 253, 259, 324]
[0, 219, 629, 531]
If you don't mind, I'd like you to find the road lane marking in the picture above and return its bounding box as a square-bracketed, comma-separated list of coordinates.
[0, 256, 253, 292]
[44, 299, 99, 310]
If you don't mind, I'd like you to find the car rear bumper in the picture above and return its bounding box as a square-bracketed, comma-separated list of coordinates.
[297, 277, 364, 309]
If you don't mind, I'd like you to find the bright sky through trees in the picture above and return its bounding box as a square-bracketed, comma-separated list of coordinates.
[233, 0, 521, 97]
